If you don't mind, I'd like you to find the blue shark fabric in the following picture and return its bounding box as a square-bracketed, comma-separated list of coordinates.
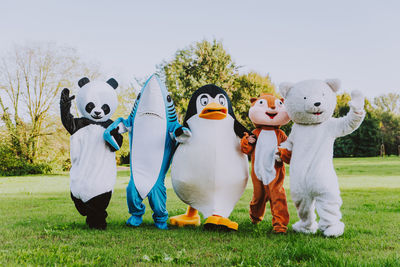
[104, 74, 188, 229]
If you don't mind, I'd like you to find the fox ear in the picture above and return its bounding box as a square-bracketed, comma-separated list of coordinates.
[280, 98, 284, 103]
[250, 97, 257, 104]
[279, 82, 294, 98]
[325, 79, 341, 92]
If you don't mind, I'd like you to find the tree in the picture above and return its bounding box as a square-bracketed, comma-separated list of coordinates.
[158, 39, 277, 130]
[333, 94, 380, 157]
[112, 83, 137, 164]
[374, 110, 400, 155]
[0, 43, 99, 164]
[373, 93, 400, 114]
[158, 39, 239, 122]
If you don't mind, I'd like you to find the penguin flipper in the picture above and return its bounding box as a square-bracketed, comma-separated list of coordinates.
[234, 120, 250, 139]
[173, 126, 192, 144]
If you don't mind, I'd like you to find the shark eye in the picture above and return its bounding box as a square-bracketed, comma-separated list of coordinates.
[218, 95, 226, 106]
[304, 97, 307, 100]
[200, 95, 209, 106]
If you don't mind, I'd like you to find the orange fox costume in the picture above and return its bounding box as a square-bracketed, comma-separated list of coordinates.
[240, 94, 291, 233]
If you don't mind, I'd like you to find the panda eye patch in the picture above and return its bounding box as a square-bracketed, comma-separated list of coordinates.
[101, 104, 110, 115]
[85, 102, 95, 113]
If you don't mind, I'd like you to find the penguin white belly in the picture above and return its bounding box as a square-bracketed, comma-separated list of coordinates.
[171, 116, 249, 218]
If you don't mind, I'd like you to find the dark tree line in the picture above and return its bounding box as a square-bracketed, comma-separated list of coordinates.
[333, 94, 400, 157]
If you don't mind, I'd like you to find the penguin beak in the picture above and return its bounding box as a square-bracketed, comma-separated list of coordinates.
[199, 102, 227, 120]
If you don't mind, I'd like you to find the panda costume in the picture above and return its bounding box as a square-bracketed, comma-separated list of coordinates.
[60, 77, 123, 230]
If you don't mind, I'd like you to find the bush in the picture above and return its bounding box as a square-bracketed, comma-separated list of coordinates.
[0, 146, 52, 176]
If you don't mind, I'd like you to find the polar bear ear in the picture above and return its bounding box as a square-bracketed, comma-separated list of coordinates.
[325, 79, 341, 93]
[279, 82, 294, 98]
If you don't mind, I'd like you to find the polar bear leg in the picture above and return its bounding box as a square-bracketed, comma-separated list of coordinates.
[292, 196, 318, 234]
[315, 192, 344, 237]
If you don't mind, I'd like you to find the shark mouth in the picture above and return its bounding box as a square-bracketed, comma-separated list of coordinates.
[266, 112, 277, 119]
[140, 111, 163, 119]
[313, 112, 323, 116]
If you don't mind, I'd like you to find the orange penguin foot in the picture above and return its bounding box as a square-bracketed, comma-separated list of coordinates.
[169, 206, 201, 227]
[204, 215, 238, 231]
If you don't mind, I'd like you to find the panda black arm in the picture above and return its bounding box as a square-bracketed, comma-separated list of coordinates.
[60, 88, 77, 135]
[234, 119, 251, 139]
[106, 127, 123, 152]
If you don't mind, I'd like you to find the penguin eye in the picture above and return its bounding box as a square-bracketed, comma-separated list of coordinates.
[200, 95, 209, 106]
[166, 94, 172, 103]
[218, 95, 226, 106]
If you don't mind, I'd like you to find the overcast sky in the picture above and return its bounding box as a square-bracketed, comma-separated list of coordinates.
[1, 0, 399, 99]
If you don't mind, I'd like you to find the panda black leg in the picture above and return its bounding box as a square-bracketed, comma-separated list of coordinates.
[85, 191, 112, 230]
[71, 192, 88, 216]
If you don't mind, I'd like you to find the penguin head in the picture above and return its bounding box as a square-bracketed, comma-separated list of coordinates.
[184, 84, 236, 123]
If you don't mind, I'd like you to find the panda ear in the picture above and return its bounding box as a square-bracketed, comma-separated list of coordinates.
[325, 79, 341, 93]
[279, 82, 294, 98]
[78, 77, 90, 88]
[107, 78, 118, 89]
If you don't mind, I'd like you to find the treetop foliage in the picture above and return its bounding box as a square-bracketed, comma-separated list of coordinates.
[158, 39, 276, 129]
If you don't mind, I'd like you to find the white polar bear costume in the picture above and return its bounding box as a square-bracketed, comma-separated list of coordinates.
[279, 79, 365, 237]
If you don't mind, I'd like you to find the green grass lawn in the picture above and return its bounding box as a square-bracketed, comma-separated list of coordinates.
[0, 157, 399, 266]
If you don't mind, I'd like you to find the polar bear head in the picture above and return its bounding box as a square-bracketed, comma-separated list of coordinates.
[279, 79, 340, 125]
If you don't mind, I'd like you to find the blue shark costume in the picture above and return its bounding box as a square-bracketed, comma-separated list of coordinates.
[104, 75, 190, 229]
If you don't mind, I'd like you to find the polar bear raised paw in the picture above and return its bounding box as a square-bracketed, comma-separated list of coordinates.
[292, 220, 318, 234]
[322, 222, 344, 237]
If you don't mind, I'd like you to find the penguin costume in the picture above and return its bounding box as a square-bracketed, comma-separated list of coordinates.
[170, 84, 249, 231]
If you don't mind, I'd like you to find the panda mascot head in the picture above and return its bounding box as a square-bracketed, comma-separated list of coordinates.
[76, 77, 119, 122]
